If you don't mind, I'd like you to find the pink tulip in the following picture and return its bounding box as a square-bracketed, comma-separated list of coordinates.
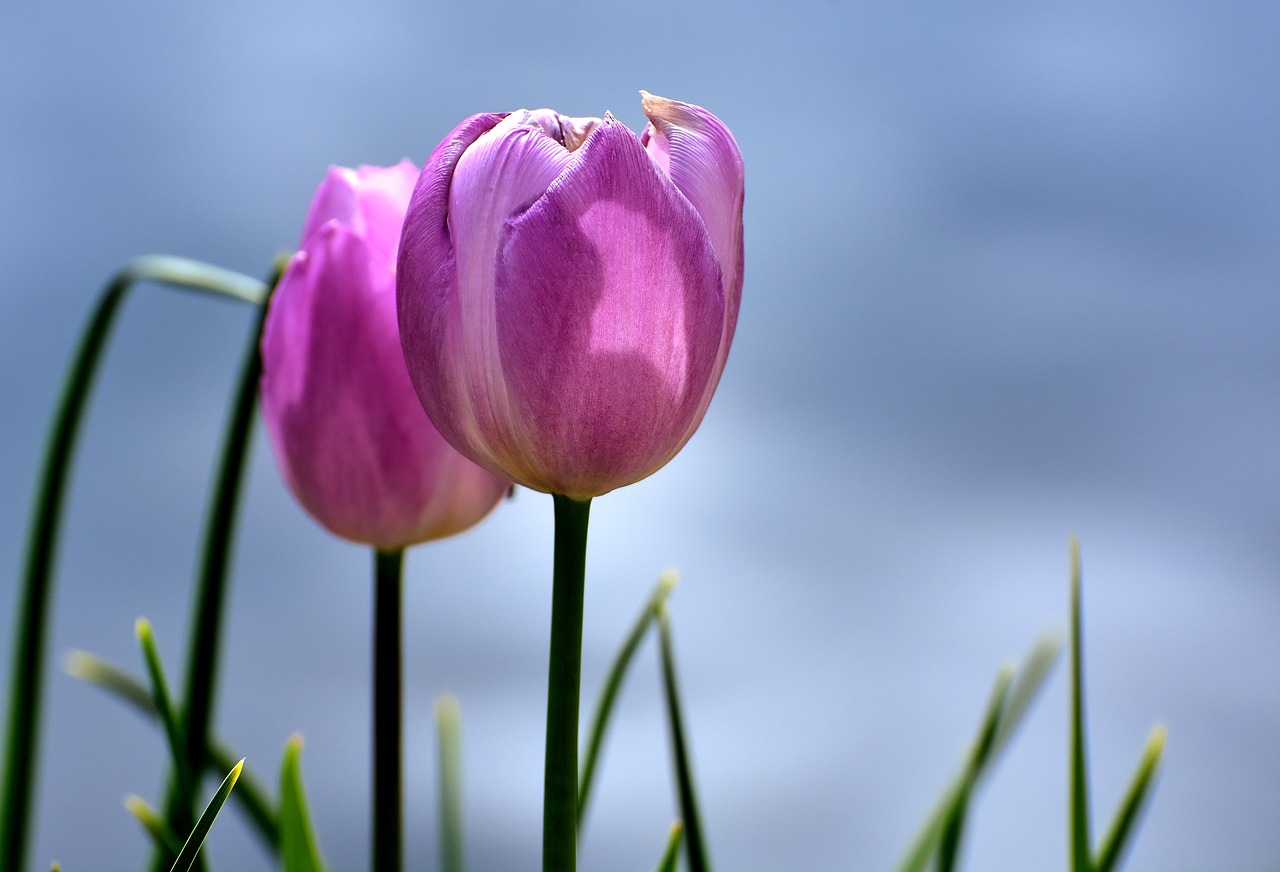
[396, 92, 744, 500]
[261, 162, 510, 549]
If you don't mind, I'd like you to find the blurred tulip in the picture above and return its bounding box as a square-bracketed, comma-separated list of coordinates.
[261, 162, 510, 549]
[397, 92, 743, 500]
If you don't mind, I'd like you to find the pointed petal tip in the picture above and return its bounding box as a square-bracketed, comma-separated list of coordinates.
[640, 91, 697, 126]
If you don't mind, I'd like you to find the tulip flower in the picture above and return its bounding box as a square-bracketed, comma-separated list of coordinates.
[260, 161, 510, 550]
[397, 92, 743, 500]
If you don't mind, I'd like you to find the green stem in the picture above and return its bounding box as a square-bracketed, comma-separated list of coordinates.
[543, 495, 591, 872]
[373, 549, 405, 872]
[1, 256, 265, 872]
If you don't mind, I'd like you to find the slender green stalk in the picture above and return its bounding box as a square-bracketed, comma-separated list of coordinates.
[1069, 538, 1093, 872]
[436, 695, 465, 872]
[657, 606, 711, 872]
[543, 495, 592, 872]
[1, 256, 265, 872]
[373, 549, 405, 872]
[578, 571, 677, 830]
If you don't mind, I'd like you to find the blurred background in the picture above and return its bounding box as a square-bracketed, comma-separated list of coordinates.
[2, 1, 1277, 870]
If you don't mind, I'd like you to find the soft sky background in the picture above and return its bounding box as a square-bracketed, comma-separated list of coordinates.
[2, 1, 1277, 870]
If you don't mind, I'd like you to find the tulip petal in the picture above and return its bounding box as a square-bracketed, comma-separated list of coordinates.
[264, 222, 507, 548]
[302, 161, 419, 263]
[640, 92, 744, 352]
[490, 115, 726, 497]
[402, 111, 585, 478]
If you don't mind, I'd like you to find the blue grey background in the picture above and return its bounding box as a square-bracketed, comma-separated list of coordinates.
[2, 1, 1277, 870]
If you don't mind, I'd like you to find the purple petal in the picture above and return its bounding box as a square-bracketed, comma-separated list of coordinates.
[640, 92, 744, 350]
[302, 161, 419, 262]
[491, 115, 726, 497]
[263, 222, 506, 548]
[398, 113, 506, 462]
[400, 111, 579, 473]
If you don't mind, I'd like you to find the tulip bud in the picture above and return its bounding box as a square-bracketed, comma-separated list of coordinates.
[261, 162, 510, 549]
[397, 93, 744, 500]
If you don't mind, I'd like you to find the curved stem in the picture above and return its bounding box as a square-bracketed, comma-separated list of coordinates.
[543, 495, 591, 872]
[1, 256, 266, 872]
[151, 259, 281, 872]
[373, 548, 405, 872]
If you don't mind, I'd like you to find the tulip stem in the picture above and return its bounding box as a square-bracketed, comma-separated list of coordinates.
[373, 547, 405, 872]
[543, 495, 592, 872]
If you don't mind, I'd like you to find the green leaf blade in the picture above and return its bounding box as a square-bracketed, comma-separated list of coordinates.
[1069, 538, 1093, 872]
[579, 571, 677, 830]
[657, 605, 711, 872]
[279, 737, 325, 872]
[436, 696, 465, 872]
[1094, 725, 1166, 872]
[653, 822, 684, 872]
[169, 758, 242, 872]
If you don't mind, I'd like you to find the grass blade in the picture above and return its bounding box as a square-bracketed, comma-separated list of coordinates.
[1094, 725, 1166, 872]
[136, 618, 193, 857]
[897, 666, 1012, 872]
[163, 262, 281, 862]
[64, 650, 155, 715]
[436, 696, 465, 872]
[65, 650, 278, 850]
[279, 736, 325, 872]
[990, 632, 1062, 757]
[579, 571, 677, 829]
[1, 256, 266, 872]
[657, 605, 711, 872]
[896, 633, 1061, 872]
[126, 795, 183, 857]
[169, 759, 243, 872]
[1069, 538, 1093, 872]
[653, 822, 684, 872]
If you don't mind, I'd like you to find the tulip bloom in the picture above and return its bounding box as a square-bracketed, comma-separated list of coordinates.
[261, 162, 510, 549]
[397, 92, 743, 500]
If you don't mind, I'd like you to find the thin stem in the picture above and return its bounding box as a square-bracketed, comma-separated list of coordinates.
[543, 495, 591, 872]
[373, 548, 405, 872]
[1, 256, 265, 872]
